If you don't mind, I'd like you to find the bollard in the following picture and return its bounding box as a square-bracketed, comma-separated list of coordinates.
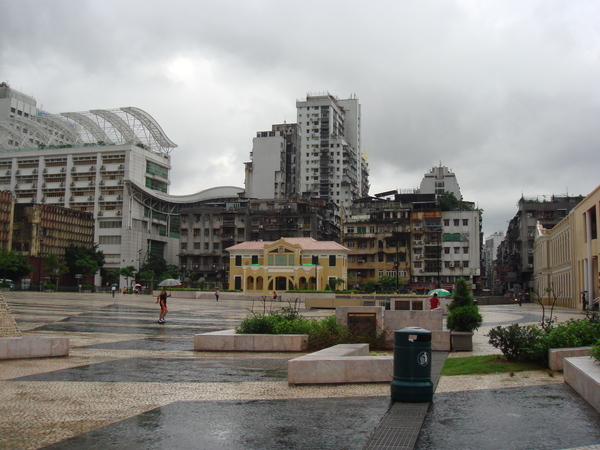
[390, 327, 433, 402]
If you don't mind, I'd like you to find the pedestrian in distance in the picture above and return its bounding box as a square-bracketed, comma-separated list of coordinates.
[111, 285, 116, 298]
[215, 288, 219, 301]
[273, 291, 278, 302]
[156, 287, 170, 323]
[429, 292, 440, 310]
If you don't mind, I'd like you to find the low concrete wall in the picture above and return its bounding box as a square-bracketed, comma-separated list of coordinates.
[288, 343, 393, 385]
[194, 329, 308, 352]
[548, 346, 592, 371]
[384, 310, 450, 351]
[564, 356, 600, 414]
[0, 336, 70, 360]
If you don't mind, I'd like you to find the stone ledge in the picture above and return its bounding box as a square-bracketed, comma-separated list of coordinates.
[194, 329, 308, 352]
[288, 343, 393, 385]
[0, 336, 70, 360]
[563, 356, 600, 414]
[548, 346, 592, 371]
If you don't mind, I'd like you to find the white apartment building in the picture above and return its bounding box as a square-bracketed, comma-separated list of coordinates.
[439, 210, 481, 285]
[296, 93, 368, 208]
[420, 165, 462, 199]
[244, 123, 299, 200]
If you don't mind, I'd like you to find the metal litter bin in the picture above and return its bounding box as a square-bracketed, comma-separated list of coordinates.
[390, 327, 433, 402]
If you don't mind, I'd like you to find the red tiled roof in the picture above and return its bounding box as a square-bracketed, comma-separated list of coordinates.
[226, 237, 349, 252]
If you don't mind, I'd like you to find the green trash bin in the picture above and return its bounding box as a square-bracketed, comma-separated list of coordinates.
[390, 327, 433, 402]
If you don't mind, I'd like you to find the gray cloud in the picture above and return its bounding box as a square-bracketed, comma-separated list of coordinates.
[1, 0, 599, 238]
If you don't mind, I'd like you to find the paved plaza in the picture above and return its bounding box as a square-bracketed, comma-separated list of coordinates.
[1, 292, 599, 449]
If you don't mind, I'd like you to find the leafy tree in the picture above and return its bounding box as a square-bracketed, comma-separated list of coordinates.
[158, 268, 181, 282]
[104, 269, 120, 286]
[120, 266, 137, 287]
[378, 276, 397, 293]
[65, 245, 105, 274]
[43, 253, 69, 288]
[0, 250, 35, 280]
[446, 278, 482, 332]
[140, 255, 168, 279]
[74, 257, 100, 284]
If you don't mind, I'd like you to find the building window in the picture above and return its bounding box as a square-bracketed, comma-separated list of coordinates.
[329, 255, 336, 266]
[444, 219, 450, 226]
[453, 219, 459, 226]
[463, 247, 469, 254]
[463, 219, 469, 226]
[454, 247, 460, 254]
[444, 247, 450, 254]
[251, 255, 258, 264]
[347, 241, 354, 248]
[235, 255, 242, 266]
[462, 261, 469, 268]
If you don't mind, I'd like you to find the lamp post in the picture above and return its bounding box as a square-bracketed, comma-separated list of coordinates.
[393, 222, 400, 292]
[37, 227, 45, 291]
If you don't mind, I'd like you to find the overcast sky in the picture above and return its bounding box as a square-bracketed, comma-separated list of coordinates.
[2, 1, 599, 238]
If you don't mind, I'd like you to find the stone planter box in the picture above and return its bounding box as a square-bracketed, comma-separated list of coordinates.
[195, 329, 308, 352]
[548, 346, 592, 371]
[451, 331, 474, 351]
[564, 356, 600, 414]
[288, 343, 393, 385]
[0, 336, 70, 359]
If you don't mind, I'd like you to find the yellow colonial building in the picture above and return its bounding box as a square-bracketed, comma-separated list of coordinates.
[535, 184, 600, 309]
[226, 237, 349, 294]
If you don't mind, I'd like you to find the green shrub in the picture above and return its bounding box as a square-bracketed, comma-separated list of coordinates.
[236, 310, 389, 351]
[487, 323, 542, 361]
[81, 284, 92, 291]
[43, 282, 55, 290]
[591, 339, 600, 363]
[446, 305, 483, 332]
[528, 319, 600, 364]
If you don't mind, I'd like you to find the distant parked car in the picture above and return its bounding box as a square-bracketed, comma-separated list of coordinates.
[0, 279, 15, 290]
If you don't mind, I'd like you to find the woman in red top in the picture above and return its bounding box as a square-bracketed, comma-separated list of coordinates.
[430, 293, 440, 310]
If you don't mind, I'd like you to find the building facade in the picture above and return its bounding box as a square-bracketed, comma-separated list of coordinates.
[178, 197, 340, 287]
[497, 195, 585, 293]
[226, 237, 349, 294]
[296, 93, 369, 208]
[343, 191, 481, 293]
[0, 88, 248, 286]
[244, 123, 300, 200]
[534, 185, 600, 309]
[419, 165, 462, 199]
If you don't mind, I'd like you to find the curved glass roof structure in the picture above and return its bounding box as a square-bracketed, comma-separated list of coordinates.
[0, 107, 177, 154]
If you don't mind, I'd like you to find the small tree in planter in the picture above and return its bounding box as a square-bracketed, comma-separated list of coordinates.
[446, 278, 483, 351]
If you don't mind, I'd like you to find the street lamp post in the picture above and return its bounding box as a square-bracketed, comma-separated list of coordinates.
[393, 222, 400, 292]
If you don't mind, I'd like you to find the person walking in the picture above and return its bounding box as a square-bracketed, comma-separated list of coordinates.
[273, 291, 278, 302]
[429, 292, 440, 310]
[215, 288, 219, 302]
[156, 287, 170, 324]
[111, 285, 116, 298]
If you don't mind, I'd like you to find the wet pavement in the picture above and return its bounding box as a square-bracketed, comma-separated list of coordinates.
[1, 292, 599, 449]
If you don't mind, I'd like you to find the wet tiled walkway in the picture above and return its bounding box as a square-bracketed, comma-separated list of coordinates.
[1, 292, 598, 449]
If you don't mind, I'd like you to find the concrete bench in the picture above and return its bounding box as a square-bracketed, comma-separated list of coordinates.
[564, 356, 600, 414]
[548, 346, 592, 371]
[0, 336, 69, 360]
[288, 343, 393, 385]
[194, 329, 308, 352]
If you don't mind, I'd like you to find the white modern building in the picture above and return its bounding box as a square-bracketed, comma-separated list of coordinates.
[0, 85, 244, 286]
[420, 165, 462, 199]
[296, 93, 369, 208]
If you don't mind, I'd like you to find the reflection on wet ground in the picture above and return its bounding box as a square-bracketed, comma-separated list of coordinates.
[42, 397, 391, 450]
[12, 357, 289, 383]
[415, 384, 600, 450]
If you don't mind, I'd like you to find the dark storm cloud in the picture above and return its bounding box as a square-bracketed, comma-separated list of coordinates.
[1, 0, 599, 237]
